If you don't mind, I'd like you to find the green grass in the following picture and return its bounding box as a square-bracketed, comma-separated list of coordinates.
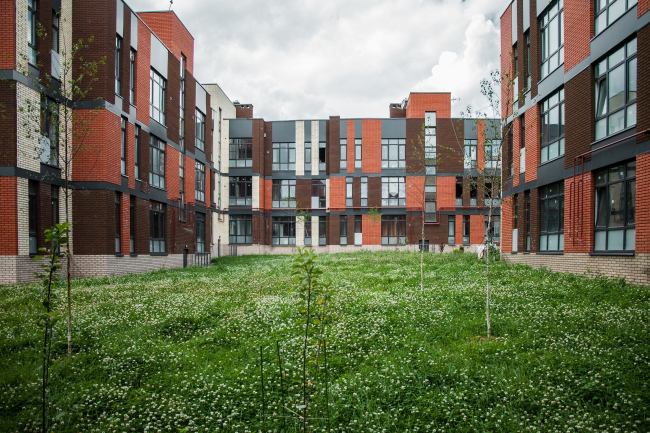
[1, 251, 649, 432]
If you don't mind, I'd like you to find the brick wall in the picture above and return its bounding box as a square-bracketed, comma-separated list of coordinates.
[263, 178, 272, 210]
[524, 107, 540, 183]
[0, 177, 18, 255]
[470, 214, 484, 245]
[184, 72, 197, 155]
[138, 11, 194, 75]
[329, 177, 346, 209]
[367, 177, 381, 208]
[234, 104, 253, 118]
[406, 176, 424, 209]
[406, 118, 425, 173]
[347, 119, 355, 174]
[296, 179, 311, 210]
[119, 7, 131, 112]
[502, 195, 513, 253]
[0, 0, 16, 69]
[638, 25, 650, 145]
[501, 4, 513, 119]
[405, 93, 451, 119]
[390, 105, 406, 118]
[136, 19, 150, 126]
[564, 174, 595, 253]
[362, 215, 381, 245]
[0, 81, 17, 166]
[252, 119, 265, 175]
[362, 119, 381, 173]
[72, 189, 113, 255]
[437, 177, 456, 209]
[639, 0, 650, 17]
[72, 109, 122, 186]
[635, 153, 650, 253]
[166, 53, 180, 144]
[512, 117, 521, 186]
[564, 0, 592, 72]
[185, 153, 195, 205]
[167, 146, 180, 199]
[437, 118, 464, 173]
[564, 68, 594, 169]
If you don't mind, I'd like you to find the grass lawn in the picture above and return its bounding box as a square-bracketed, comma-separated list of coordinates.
[1, 251, 649, 432]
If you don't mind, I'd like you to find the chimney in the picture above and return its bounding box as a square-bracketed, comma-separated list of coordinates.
[234, 102, 254, 119]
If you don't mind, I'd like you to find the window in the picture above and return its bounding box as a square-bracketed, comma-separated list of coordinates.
[595, 38, 637, 140]
[381, 139, 406, 169]
[354, 215, 362, 245]
[470, 178, 478, 206]
[195, 109, 205, 151]
[541, 88, 565, 163]
[319, 142, 327, 171]
[41, 97, 58, 166]
[195, 161, 205, 202]
[485, 215, 501, 243]
[130, 196, 135, 254]
[150, 201, 165, 253]
[272, 142, 296, 171]
[381, 215, 406, 245]
[115, 193, 121, 254]
[229, 176, 252, 206]
[52, 10, 59, 53]
[229, 215, 252, 244]
[312, 180, 325, 208]
[419, 240, 430, 252]
[381, 177, 405, 207]
[525, 31, 531, 88]
[135, 126, 140, 179]
[116, 36, 122, 95]
[456, 177, 463, 207]
[507, 128, 514, 176]
[514, 193, 519, 230]
[129, 49, 135, 105]
[595, 160, 635, 251]
[272, 216, 296, 246]
[340, 215, 348, 245]
[149, 135, 165, 189]
[596, 0, 637, 35]
[513, 43, 518, 75]
[304, 217, 312, 246]
[304, 143, 312, 172]
[319, 217, 327, 246]
[540, 0, 564, 79]
[229, 138, 252, 168]
[448, 215, 455, 245]
[272, 179, 296, 208]
[28, 0, 37, 65]
[361, 177, 368, 207]
[425, 112, 437, 172]
[340, 139, 347, 170]
[354, 139, 362, 169]
[462, 215, 470, 245]
[463, 139, 477, 169]
[121, 117, 127, 175]
[485, 139, 501, 170]
[525, 191, 531, 251]
[346, 177, 353, 207]
[484, 182, 499, 206]
[51, 186, 59, 228]
[425, 176, 437, 222]
[179, 154, 186, 221]
[28, 181, 37, 255]
[521, 121, 526, 151]
[150, 68, 166, 125]
[196, 213, 205, 253]
[539, 182, 564, 251]
[180, 55, 186, 152]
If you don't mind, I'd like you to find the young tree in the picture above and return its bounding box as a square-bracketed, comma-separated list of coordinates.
[13, 10, 106, 356]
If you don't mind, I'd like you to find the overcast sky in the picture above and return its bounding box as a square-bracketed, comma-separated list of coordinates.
[126, 0, 511, 120]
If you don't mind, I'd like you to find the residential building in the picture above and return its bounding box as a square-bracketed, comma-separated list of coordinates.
[220, 93, 502, 255]
[500, 0, 650, 285]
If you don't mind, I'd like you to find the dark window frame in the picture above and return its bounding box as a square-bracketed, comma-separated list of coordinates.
[149, 135, 165, 190]
[272, 216, 296, 246]
[149, 201, 166, 253]
[129, 49, 135, 105]
[462, 215, 470, 245]
[196, 213, 206, 253]
[340, 215, 348, 245]
[272, 179, 296, 208]
[539, 182, 565, 251]
[150, 68, 166, 125]
[381, 138, 406, 169]
[340, 139, 347, 170]
[381, 177, 406, 207]
[360, 177, 368, 207]
[272, 142, 296, 171]
[381, 215, 406, 246]
[596, 0, 638, 36]
[28, 180, 38, 255]
[116, 36, 122, 95]
[312, 180, 326, 209]
[229, 176, 252, 207]
[135, 125, 140, 179]
[229, 215, 253, 244]
[229, 138, 253, 168]
[354, 139, 361, 169]
[540, 0, 564, 79]
[121, 117, 127, 176]
[346, 177, 353, 207]
[304, 142, 312, 172]
[52, 9, 59, 53]
[540, 88, 565, 164]
[130, 196, 135, 254]
[195, 160, 205, 203]
[195, 108, 205, 151]
[115, 192, 121, 254]
[28, 0, 37, 65]
[595, 160, 636, 252]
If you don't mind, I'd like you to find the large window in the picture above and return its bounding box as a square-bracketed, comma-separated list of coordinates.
[29, 180, 38, 255]
[129, 49, 135, 104]
[229, 215, 252, 244]
[229, 176, 252, 206]
[304, 217, 312, 246]
[121, 117, 127, 175]
[381, 177, 405, 207]
[540, 182, 564, 251]
[180, 55, 186, 151]
[230, 138, 252, 167]
[456, 177, 463, 207]
[595, 38, 636, 140]
[340, 139, 347, 170]
[272, 179, 296, 208]
[525, 31, 531, 88]
[195, 161, 205, 202]
[41, 97, 58, 166]
[320, 142, 327, 171]
[115, 193, 121, 254]
[381, 139, 405, 169]
[312, 180, 325, 209]
[540, 0, 564, 80]
[354, 139, 361, 169]
[272, 216, 296, 246]
[463, 139, 477, 169]
[195, 109, 205, 151]
[150, 201, 165, 253]
[273, 142, 296, 171]
[595, 160, 635, 251]
[150, 68, 166, 125]
[149, 135, 165, 189]
[485, 215, 501, 243]
[354, 215, 362, 245]
[381, 215, 406, 245]
[28, 0, 37, 65]
[340, 215, 348, 245]
[596, 0, 638, 36]
[462, 215, 470, 245]
[304, 143, 312, 172]
[346, 177, 353, 207]
[485, 139, 501, 170]
[361, 177, 368, 207]
[425, 176, 437, 222]
[319, 217, 326, 246]
[135, 126, 140, 179]
[448, 215, 455, 245]
[196, 213, 205, 253]
[425, 112, 437, 174]
[116, 36, 122, 95]
[540, 88, 565, 163]
[52, 10, 59, 53]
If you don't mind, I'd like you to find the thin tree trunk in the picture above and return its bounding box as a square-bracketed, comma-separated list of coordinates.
[420, 211, 424, 289]
[64, 102, 72, 358]
[302, 273, 312, 433]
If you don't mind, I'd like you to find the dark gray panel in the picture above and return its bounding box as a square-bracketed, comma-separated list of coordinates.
[511, 0, 518, 44]
[339, 120, 347, 138]
[52, 0, 61, 10]
[130, 12, 138, 50]
[272, 121, 295, 142]
[523, 0, 530, 31]
[591, 136, 636, 172]
[229, 119, 253, 138]
[592, 127, 636, 150]
[116, 0, 124, 37]
[149, 118, 167, 141]
[485, 119, 501, 140]
[355, 119, 362, 139]
[319, 120, 327, 142]
[537, 156, 565, 186]
[537, 65, 564, 99]
[537, 0, 550, 17]
[381, 119, 406, 138]
[149, 186, 167, 203]
[591, 7, 638, 64]
[195, 82, 207, 114]
[150, 35, 168, 78]
[464, 120, 478, 139]
[304, 120, 311, 141]
[195, 149, 207, 165]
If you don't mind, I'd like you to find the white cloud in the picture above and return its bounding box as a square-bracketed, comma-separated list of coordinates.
[412, 14, 501, 118]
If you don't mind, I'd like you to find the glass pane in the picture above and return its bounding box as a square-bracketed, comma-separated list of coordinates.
[549, 141, 559, 161]
[627, 180, 635, 224]
[596, 80, 607, 117]
[625, 228, 635, 250]
[607, 230, 624, 250]
[548, 198, 560, 232]
[594, 231, 606, 250]
[608, 182, 625, 227]
[628, 58, 637, 100]
[609, 110, 625, 135]
[548, 234, 559, 250]
[549, 17, 558, 52]
[627, 38, 637, 55]
[595, 118, 607, 140]
[548, 106, 559, 142]
[540, 200, 548, 232]
[608, 0, 625, 24]
[596, 187, 608, 227]
[608, 64, 625, 111]
[626, 103, 636, 128]
[540, 235, 547, 251]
